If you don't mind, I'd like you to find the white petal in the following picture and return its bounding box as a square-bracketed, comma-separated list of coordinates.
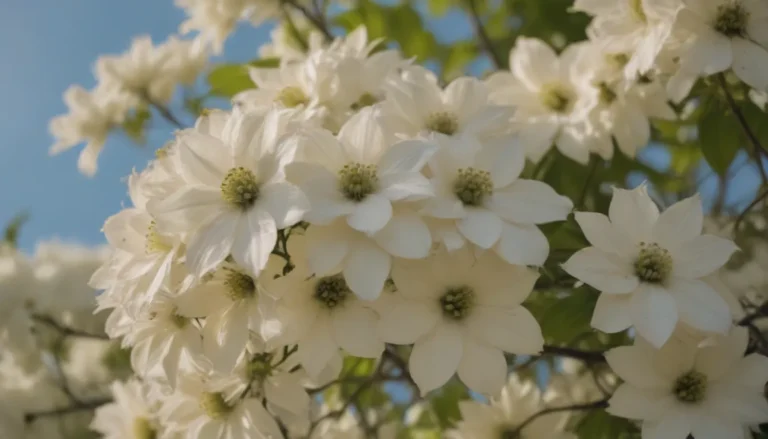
[378, 172, 434, 201]
[149, 187, 223, 229]
[295, 128, 347, 171]
[457, 209, 503, 249]
[607, 385, 670, 421]
[373, 212, 432, 258]
[672, 235, 739, 279]
[376, 139, 437, 174]
[297, 315, 337, 378]
[259, 182, 309, 229]
[241, 399, 285, 439]
[467, 307, 544, 354]
[689, 417, 745, 439]
[346, 194, 393, 234]
[338, 107, 389, 164]
[629, 285, 678, 348]
[652, 194, 702, 249]
[609, 185, 659, 243]
[457, 341, 507, 395]
[264, 375, 310, 417]
[343, 242, 390, 300]
[575, 212, 634, 257]
[562, 247, 638, 294]
[495, 222, 549, 266]
[409, 324, 463, 395]
[377, 300, 439, 344]
[230, 208, 277, 277]
[605, 346, 667, 389]
[487, 180, 573, 224]
[305, 223, 349, 275]
[332, 304, 384, 358]
[682, 30, 731, 75]
[186, 213, 237, 276]
[177, 132, 230, 186]
[732, 37, 768, 91]
[669, 278, 731, 335]
[510, 37, 559, 90]
[591, 293, 633, 333]
[642, 415, 692, 439]
[695, 327, 749, 381]
[730, 353, 768, 389]
[473, 140, 526, 188]
[444, 76, 489, 117]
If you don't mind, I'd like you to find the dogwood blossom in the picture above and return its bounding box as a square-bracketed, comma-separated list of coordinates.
[563, 185, 737, 347]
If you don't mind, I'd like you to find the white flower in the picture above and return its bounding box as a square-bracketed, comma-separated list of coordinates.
[48, 85, 131, 176]
[450, 376, 576, 439]
[384, 68, 515, 150]
[377, 248, 543, 395]
[605, 327, 768, 439]
[485, 38, 595, 163]
[265, 244, 384, 379]
[563, 185, 738, 348]
[573, 0, 680, 79]
[91, 379, 161, 439]
[149, 108, 309, 277]
[160, 370, 284, 439]
[423, 136, 572, 266]
[668, 0, 768, 101]
[287, 107, 436, 235]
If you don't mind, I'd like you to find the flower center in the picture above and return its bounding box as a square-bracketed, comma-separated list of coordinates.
[454, 167, 493, 206]
[630, 0, 646, 22]
[221, 167, 260, 210]
[199, 392, 233, 420]
[607, 53, 630, 70]
[224, 269, 257, 301]
[714, 2, 749, 37]
[132, 417, 157, 439]
[314, 274, 350, 309]
[498, 426, 521, 439]
[247, 353, 274, 382]
[440, 285, 476, 320]
[425, 111, 459, 135]
[276, 86, 309, 108]
[351, 93, 379, 111]
[673, 370, 707, 404]
[145, 221, 172, 254]
[338, 162, 379, 202]
[596, 82, 617, 105]
[170, 311, 189, 329]
[539, 83, 573, 113]
[634, 242, 673, 284]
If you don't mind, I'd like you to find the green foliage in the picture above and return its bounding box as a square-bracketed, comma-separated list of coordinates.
[575, 409, 640, 439]
[121, 107, 151, 144]
[206, 58, 279, 98]
[3, 212, 29, 248]
[698, 95, 742, 176]
[529, 288, 598, 345]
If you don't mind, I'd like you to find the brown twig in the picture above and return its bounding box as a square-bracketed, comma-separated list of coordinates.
[32, 315, 109, 340]
[24, 398, 112, 424]
[282, 0, 334, 42]
[510, 398, 610, 435]
[542, 345, 607, 363]
[465, 0, 503, 69]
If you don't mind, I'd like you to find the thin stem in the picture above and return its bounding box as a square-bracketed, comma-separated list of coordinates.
[25, 398, 112, 424]
[32, 315, 109, 340]
[578, 157, 601, 210]
[542, 345, 607, 363]
[511, 398, 610, 435]
[465, 0, 503, 69]
[733, 187, 768, 233]
[282, 8, 309, 51]
[282, 0, 334, 42]
[716, 73, 768, 185]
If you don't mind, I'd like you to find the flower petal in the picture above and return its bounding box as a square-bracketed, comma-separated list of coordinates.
[672, 235, 738, 279]
[343, 241, 390, 300]
[669, 278, 731, 335]
[186, 213, 237, 276]
[457, 209, 503, 249]
[377, 299, 439, 344]
[609, 185, 659, 243]
[487, 180, 573, 224]
[457, 340, 507, 395]
[629, 285, 678, 348]
[605, 346, 667, 389]
[732, 37, 768, 91]
[562, 247, 638, 294]
[607, 385, 670, 421]
[378, 172, 434, 201]
[230, 208, 278, 277]
[574, 212, 634, 256]
[495, 222, 549, 266]
[373, 211, 432, 259]
[377, 139, 437, 174]
[347, 194, 393, 234]
[591, 293, 633, 333]
[297, 315, 337, 379]
[651, 194, 702, 249]
[473, 140, 526, 188]
[305, 223, 349, 275]
[467, 306, 544, 354]
[259, 182, 309, 229]
[694, 327, 749, 381]
[689, 417, 745, 439]
[409, 324, 463, 395]
[332, 304, 384, 358]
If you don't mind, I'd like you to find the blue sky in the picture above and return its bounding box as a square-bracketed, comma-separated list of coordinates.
[0, 0, 477, 252]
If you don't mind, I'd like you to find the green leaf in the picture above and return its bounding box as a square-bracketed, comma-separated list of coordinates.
[122, 107, 151, 144]
[441, 41, 479, 80]
[698, 96, 741, 176]
[576, 409, 640, 439]
[3, 212, 29, 248]
[531, 289, 598, 344]
[429, 378, 469, 428]
[207, 64, 256, 98]
[427, 0, 453, 16]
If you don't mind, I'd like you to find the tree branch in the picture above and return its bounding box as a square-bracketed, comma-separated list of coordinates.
[32, 315, 109, 340]
[465, 0, 503, 69]
[511, 398, 610, 435]
[24, 398, 112, 424]
[282, 0, 334, 43]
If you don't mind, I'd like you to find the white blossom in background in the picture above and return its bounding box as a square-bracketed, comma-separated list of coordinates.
[449, 375, 576, 439]
[563, 185, 737, 348]
[667, 0, 768, 101]
[378, 248, 543, 395]
[485, 38, 595, 163]
[49, 85, 132, 176]
[423, 134, 572, 265]
[606, 327, 768, 439]
[573, 0, 680, 79]
[91, 379, 160, 439]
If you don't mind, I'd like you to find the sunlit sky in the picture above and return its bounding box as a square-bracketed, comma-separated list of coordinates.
[0, 0, 758, 253]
